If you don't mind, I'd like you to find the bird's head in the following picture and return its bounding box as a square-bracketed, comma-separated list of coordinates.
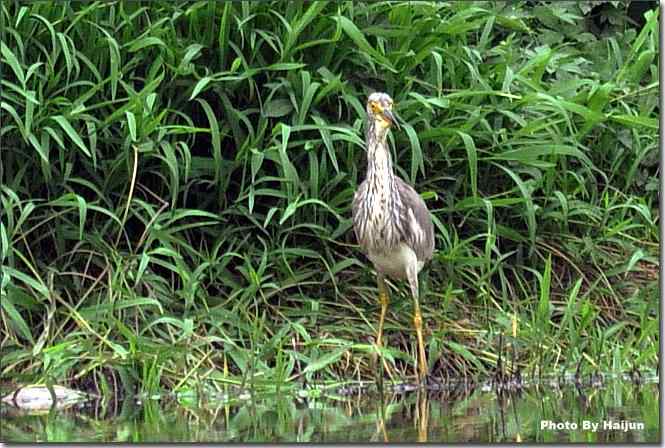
[366, 92, 400, 131]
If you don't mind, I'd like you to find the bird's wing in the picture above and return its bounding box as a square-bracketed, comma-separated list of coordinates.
[395, 177, 435, 262]
[351, 180, 368, 250]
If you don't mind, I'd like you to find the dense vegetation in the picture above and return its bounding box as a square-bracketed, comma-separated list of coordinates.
[1, 1, 659, 397]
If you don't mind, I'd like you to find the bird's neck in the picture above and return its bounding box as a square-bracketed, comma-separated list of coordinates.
[363, 120, 401, 252]
[366, 120, 395, 185]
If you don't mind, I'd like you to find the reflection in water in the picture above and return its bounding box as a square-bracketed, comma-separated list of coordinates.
[1, 379, 659, 443]
[417, 390, 429, 442]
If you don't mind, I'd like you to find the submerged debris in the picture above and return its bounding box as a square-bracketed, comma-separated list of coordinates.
[2, 385, 91, 412]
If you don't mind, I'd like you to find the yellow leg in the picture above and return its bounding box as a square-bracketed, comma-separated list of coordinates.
[377, 275, 389, 347]
[374, 275, 397, 382]
[413, 297, 428, 381]
[407, 265, 428, 382]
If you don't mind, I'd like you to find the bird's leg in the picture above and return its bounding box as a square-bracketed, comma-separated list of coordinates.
[413, 294, 428, 381]
[374, 273, 397, 381]
[376, 273, 389, 348]
[407, 267, 428, 382]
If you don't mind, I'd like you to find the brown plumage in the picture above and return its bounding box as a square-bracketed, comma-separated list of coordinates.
[351, 92, 435, 381]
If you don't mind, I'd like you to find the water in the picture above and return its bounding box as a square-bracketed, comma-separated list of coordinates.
[1, 379, 659, 443]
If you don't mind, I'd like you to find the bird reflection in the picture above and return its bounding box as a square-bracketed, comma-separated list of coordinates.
[375, 393, 388, 442]
[415, 390, 429, 442]
[367, 381, 477, 443]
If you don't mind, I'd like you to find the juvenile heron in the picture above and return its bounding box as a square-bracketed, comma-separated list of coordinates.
[352, 92, 435, 381]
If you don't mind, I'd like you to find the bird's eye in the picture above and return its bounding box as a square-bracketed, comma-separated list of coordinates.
[370, 102, 380, 113]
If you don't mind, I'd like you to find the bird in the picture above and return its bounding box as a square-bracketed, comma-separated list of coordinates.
[352, 92, 435, 382]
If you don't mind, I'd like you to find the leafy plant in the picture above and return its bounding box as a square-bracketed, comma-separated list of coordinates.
[0, 1, 659, 394]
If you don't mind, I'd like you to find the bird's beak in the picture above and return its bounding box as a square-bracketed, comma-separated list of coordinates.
[382, 109, 401, 130]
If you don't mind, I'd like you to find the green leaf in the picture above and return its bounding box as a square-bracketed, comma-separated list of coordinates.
[3, 266, 49, 299]
[609, 114, 658, 130]
[1, 101, 26, 138]
[302, 347, 347, 374]
[283, 1, 328, 59]
[404, 123, 424, 183]
[537, 255, 552, 330]
[264, 62, 307, 71]
[190, 76, 212, 101]
[1, 41, 25, 84]
[280, 195, 300, 225]
[496, 164, 536, 247]
[126, 111, 137, 142]
[196, 98, 221, 182]
[52, 115, 91, 157]
[128, 36, 166, 52]
[1, 294, 35, 343]
[333, 16, 394, 71]
[106, 36, 120, 100]
[457, 131, 478, 197]
[263, 98, 293, 117]
[218, 2, 232, 68]
[75, 195, 87, 240]
[28, 133, 48, 164]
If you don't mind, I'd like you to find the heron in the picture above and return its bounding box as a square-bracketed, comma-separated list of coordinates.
[352, 92, 435, 382]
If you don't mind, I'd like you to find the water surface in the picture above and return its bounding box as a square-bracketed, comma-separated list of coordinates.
[1, 378, 658, 443]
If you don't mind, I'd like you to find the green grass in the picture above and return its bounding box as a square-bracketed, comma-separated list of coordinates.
[0, 1, 659, 397]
